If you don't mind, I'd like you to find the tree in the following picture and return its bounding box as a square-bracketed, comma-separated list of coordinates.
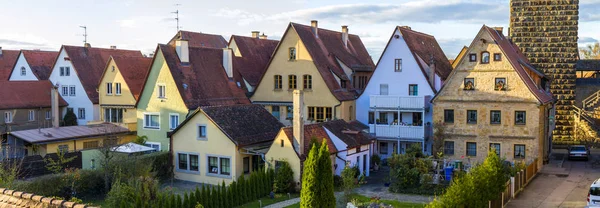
[273, 160, 294, 193]
[45, 149, 77, 173]
[134, 135, 148, 145]
[341, 166, 358, 202]
[300, 142, 320, 208]
[63, 108, 78, 126]
[95, 125, 131, 192]
[317, 140, 335, 207]
[432, 122, 448, 158]
[581, 42, 600, 59]
[0, 159, 22, 189]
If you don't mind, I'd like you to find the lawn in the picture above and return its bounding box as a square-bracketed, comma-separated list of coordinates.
[283, 194, 426, 208]
[237, 193, 299, 208]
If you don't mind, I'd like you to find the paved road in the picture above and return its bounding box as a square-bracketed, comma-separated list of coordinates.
[506, 153, 600, 208]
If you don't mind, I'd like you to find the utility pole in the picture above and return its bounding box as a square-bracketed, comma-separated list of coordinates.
[80, 26, 87, 45]
[172, 4, 181, 32]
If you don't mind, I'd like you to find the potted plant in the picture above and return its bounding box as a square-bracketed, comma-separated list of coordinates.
[372, 155, 381, 171]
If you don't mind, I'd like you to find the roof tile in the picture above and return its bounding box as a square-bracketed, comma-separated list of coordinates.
[168, 31, 228, 49]
[0, 50, 20, 80]
[231, 35, 279, 87]
[110, 56, 152, 100]
[21, 50, 59, 80]
[0, 80, 67, 110]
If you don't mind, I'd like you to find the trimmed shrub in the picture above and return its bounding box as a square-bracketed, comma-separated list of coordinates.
[317, 140, 335, 208]
[273, 161, 294, 193]
[300, 143, 320, 208]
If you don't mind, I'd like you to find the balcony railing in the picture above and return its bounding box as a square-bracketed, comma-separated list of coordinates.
[368, 124, 425, 139]
[369, 95, 430, 109]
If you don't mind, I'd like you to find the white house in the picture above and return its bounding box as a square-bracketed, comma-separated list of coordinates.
[48, 45, 142, 125]
[355, 26, 453, 158]
[9, 50, 58, 81]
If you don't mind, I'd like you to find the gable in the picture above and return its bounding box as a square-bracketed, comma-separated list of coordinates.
[9, 52, 38, 81]
[98, 59, 137, 106]
[136, 49, 187, 111]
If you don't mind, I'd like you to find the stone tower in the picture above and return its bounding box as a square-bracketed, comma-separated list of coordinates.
[509, 0, 579, 144]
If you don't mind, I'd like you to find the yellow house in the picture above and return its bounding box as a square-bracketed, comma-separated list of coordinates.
[168, 104, 283, 185]
[136, 31, 249, 151]
[431, 26, 554, 167]
[97, 56, 152, 131]
[251, 21, 375, 126]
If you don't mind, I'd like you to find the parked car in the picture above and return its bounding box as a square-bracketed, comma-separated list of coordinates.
[588, 178, 600, 206]
[569, 145, 590, 161]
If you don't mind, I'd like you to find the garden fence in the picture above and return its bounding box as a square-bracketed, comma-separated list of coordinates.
[488, 158, 539, 208]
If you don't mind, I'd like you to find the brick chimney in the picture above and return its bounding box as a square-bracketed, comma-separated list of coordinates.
[222, 48, 233, 78]
[252, 31, 260, 39]
[342, 25, 349, 48]
[84, 43, 92, 48]
[175, 39, 189, 63]
[311, 20, 319, 38]
[293, 90, 305, 155]
[51, 85, 60, 128]
[259, 33, 268, 40]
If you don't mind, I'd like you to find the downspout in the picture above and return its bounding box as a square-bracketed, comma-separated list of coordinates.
[333, 102, 342, 120]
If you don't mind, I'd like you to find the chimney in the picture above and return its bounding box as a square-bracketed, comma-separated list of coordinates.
[341, 25, 349, 48]
[175, 39, 189, 63]
[429, 55, 436, 90]
[401, 26, 411, 30]
[84, 43, 92, 48]
[293, 90, 305, 155]
[259, 33, 268, 40]
[493, 27, 504, 33]
[223, 48, 233, 78]
[311, 20, 319, 38]
[110, 46, 117, 49]
[51, 85, 60, 128]
[252, 31, 260, 39]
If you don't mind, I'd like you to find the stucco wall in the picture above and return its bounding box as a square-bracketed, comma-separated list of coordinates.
[9, 53, 38, 81]
[265, 131, 302, 183]
[99, 59, 138, 125]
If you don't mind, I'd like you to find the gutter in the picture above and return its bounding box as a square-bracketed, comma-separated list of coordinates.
[333, 101, 342, 120]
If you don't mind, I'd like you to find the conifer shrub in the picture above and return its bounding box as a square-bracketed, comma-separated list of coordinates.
[273, 160, 295, 193]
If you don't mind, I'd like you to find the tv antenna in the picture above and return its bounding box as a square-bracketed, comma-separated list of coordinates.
[172, 4, 181, 32]
[80, 26, 87, 45]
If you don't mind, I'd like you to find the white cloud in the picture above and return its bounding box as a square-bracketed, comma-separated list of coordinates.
[117, 15, 173, 29]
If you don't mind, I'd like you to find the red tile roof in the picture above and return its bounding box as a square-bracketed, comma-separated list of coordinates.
[156, 44, 250, 109]
[20, 50, 59, 80]
[484, 26, 554, 104]
[397, 27, 453, 81]
[283, 123, 338, 158]
[230, 35, 279, 88]
[0, 49, 20, 80]
[0, 80, 67, 110]
[109, 56, 152, 100]
[168, 30, 228, 49]
[289, 23, 375, 101]
[62, 46, 143, 104]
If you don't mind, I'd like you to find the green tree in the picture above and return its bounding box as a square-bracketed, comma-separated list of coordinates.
[341, 166, 358, 202]
[176, 194, 183, 208]
[273, 160, 295, 193]
[317, 140, 335, 207]
[44, 149, 77, 173]
[62, 108, 77, 126]
[581, 42, 600, 59]
[133, 135, 148, 145]
[300, 142, 320, 208]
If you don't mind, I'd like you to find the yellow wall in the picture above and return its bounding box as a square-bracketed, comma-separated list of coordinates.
[98, 59, 138, 129]
[136, 49, 189, 150]
[265, 131, 302, 183]
[251, 26, 342, 124]
[31, 134, 134, 156]
[229, 39, 242, 57]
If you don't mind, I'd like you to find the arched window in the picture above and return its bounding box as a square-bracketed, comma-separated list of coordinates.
[288, 75, 297, 89]
[481, 51, 490, 64]
[20, 67, 26, 76]
[303, 74, 312, 89]
[274, 75, 282, 89]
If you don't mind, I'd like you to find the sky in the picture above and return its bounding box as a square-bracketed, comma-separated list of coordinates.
[1, 0, 599, 60]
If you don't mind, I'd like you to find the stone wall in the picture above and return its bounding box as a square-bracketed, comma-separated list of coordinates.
[509, 0, 579, 144]
[0, 188, 94, 208]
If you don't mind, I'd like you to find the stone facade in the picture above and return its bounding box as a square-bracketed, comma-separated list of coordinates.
[510, 0, 579, 144]
[0, 188, 93, 208]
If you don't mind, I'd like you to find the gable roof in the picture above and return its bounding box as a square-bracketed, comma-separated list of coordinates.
[0, 80, 68, 110]
[60, 46, 143, 104]
[282, 123, 338, 158]
[168, 30, 228, 49]
[230, 35, 279, 87]
[0, 49, 20, 80]
[10, 123, 130, 144]
[288, 23, 375, 101]
[170, 104, 283, 147]
[397, 26, 453, 81]
[107, 56, 152, 100]
[19, 50, 59, 80]
[156, 44, 250, 109]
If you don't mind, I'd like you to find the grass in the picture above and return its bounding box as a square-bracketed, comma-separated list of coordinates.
[80, 196, 108, 207]
[237, 193, 299, 208]
[283, 193, 426, 208]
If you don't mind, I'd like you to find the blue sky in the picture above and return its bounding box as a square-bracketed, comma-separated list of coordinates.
[1, 0, 599, 59]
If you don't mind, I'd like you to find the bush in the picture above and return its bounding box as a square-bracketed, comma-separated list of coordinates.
[62, 109, 77, 126]
[273, 161, 295, 193]
[14, 169, 106, 199]
[333, 175, 343, 189]
[371, 154, 381, 166]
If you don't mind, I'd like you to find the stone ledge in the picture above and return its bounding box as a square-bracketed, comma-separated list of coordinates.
[0, 188, 95, 208]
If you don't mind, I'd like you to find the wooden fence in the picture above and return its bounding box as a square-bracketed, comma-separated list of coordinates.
[489, 159, 539, 208]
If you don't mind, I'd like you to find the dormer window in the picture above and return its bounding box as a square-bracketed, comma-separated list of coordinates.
[469, 54, 477, 62]
[289, 47, 297, 61]
[481, 52, 490, 64]
[20, 67, 26, 76]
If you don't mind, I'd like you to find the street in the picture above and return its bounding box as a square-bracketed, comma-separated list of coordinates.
[507, 150, 600, 208]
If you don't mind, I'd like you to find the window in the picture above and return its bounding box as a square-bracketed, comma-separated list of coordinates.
[288, 75, 297, 89]
[380, 84, 389, 95]
[464, 78, 475, 90]
[378, 112, 388, 124]
[303, 75, 312, 89]
[106, 83, 113, 95]
[220, 158, 231, 175]
[198, 125, 207, 139]
[271, 106, 280, 119]
[481, 52, 490, 64]
[494, 53, 502, 61]
[515, 111, 526, 125]
[355, 75, 368, 89]
[286, 106, 293, 120]
[380, 142, 388, 154]
[490, 110, 501, 124]
[83, 141, 99, 149]
[409, 84, 418, 96]
[4, 112, 13, 123]
[274, 75, 282, 90]
[115, 83, 121, 95]
[495, 78, 506, 91]
[144, 114, 160, 129]
[28, 110, 35, 121]
[368, 112, 375, 124]
[444, 110, 454, 123]
[307, 107, 332, 122]
[243, 157, 250, 174]
[466, 142, 477, 156]
[46, 111, 51, 120]
[467, 110, 477, 124]
[178, 153, 188, 170]
[177, 153, 200, 172]
[490, 143, 501, 156]
[190, 155, 199, 171]
[289, 47, 296, 60]
[58, 145, 69, 153]
[341, 80, 347, 88]
[169, 114, 179, 130]
[514, 144, 526, 159]
[62, 86, 69, 96]
[103, 108, 123, 123]
[280, 140, 284, 147]
[157, 85, 166, 98]
[394, 59, 402, 72]
[469, 54, 477, 62]
[77, 108, 85, 119]
[207, 156, 231, 176]
[69, 85, 76, 96]
[208, 157, 218, 174]
[20, 67, 26, 76]
[144, 142, 161, 151]
[65, 67, 70, 76]
[60, 67, 65, 76]
[444, 141, 454, 155]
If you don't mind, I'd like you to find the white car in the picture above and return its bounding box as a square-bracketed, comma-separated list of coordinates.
[588, 179, 600, 206]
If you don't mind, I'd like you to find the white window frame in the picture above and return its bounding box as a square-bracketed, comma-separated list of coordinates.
[157, 84, 166, 98]
[77, 108, 86, 119]
[143, 113, 160, 130]
[106, 82, 113, 95]
[28, 110, 35, 121]
[46, 111, 51, 120]
[144, 142, 161, 151]
[169, 113, 179, 130]
[206, 154, 232, 179]
[20, 67, 26, 76]
[69, 85, 76, 96]
[4, 112, 13, 123]
[62, 86, 69, 96]
[197, 124, 207, 140]
[176, 152, 200, 174]
[115, 83, 121, 95]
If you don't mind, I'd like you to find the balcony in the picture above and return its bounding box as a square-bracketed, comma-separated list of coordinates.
[369, 95, 430, 110]
[368, 124, 426, 139]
